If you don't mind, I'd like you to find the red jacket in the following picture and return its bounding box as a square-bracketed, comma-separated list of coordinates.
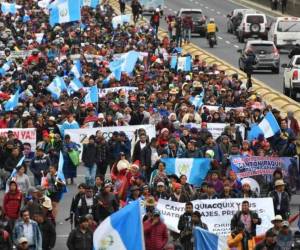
[144, 219, 168, 250]
[3, 190, 23, 220]
[286, 117, 300, 136]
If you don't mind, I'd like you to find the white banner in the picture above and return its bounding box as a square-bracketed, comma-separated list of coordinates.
[157, 198, 274, 236]
[65, 124, 156, 154]
[202, 105, 244, 113]
[185, 123, 246, 140]
[0, 128, 36, 150]
[98, 87, 137, 97]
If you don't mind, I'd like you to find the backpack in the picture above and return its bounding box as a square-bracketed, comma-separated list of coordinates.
[153, 14, 159, 24]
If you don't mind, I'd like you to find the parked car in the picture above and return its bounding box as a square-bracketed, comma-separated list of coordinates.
[140, 0, 164, 15]
[236, 13, 268, 43]
[269, 17, 300, 49]
[227, 8, 257, 35]
[238, 40, 280, 73]
[282, 55, 300, 98]
[177, 8, 207, 37]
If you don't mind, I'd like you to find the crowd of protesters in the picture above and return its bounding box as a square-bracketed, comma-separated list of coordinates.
[0, 0, 299, 250]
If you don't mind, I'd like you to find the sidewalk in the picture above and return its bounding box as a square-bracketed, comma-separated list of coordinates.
[228, 0, 299, 17]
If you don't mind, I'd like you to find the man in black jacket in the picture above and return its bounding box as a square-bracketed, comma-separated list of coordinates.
[132, 133, 148, 163]
[141, 138, 159, 181]
[178, 202, 194, 250]
[231, 200, 261, 239]
[82, 135, 98, 186]
[67, 216, 93, 250]
[30, 148, 51, 186]
[33, 212, 56, 250]
[268, 179, 290, 220]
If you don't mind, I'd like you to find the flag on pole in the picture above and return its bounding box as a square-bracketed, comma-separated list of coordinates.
[57, 151, 65, 182]
[46, 76, 67, 99]
[35, 33, 44, 44]
[93, 200, 145, 250]
[4, 89, 19, 111]
[68, 77, 83, 94]
[248, 111, 281, 140]
[170, 55, 177, 69]
[189, 91, 204, 110]
[84, 85, 98, 104]
[194, 227, 222, 250]
[112, 14, 131, 29]
[5, 156, 25, 192]
[49, 0, 81, 26]
[161, 158, 211, 186]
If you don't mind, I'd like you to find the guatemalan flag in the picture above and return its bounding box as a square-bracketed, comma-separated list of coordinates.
[177, 56, 192, 71]
[5, 156, 25, 193]
[112, 14, 131, 29]
[68, 77, 83, 94]
[84, 85, 98, 104]
[49, 0, 81, 26]
[81, 0, 100, 8]
[189, 91, 204, 110]
[46, 76, 67, 99]
[4, 89, 19, 111]
[248, 111, 281, 141]
[194, 227, 222, 250]
[161, 158, 211, 186]
[93, 200, 145, 250]
[0, 61, 12, 76]
[1, 3, 21, 15]
[170, 55, 177, 69]
[70, 60, 81, 78]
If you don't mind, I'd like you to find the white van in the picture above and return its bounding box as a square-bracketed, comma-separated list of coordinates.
[269, 17, 300, 49]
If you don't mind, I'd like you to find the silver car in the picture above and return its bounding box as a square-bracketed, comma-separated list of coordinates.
[238, 40, 280, 74]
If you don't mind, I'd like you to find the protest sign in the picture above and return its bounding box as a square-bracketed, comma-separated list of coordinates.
[65, 125, 156, 154]
[157, 198, 274, 249]
[0, 128, 36, 150]
[98, 86, 137, 97]
[230, 156, 296, 178]
[184, 123, 245, 140]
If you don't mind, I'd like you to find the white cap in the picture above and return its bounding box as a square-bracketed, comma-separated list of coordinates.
[98, 113, 104, 119]
[18, 237, 28, 244]
[156, 8, 160, 12]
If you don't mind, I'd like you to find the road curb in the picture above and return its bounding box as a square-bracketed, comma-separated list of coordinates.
[109, 0, 300, 121]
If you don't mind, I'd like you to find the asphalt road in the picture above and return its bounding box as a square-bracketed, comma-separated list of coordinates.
[159, 0, 291, 93]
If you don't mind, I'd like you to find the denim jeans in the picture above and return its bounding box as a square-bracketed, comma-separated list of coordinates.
[183, 28, 191, 42]
[85, 164, 97, 186]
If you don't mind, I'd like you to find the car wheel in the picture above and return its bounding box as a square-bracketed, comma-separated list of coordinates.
[250, 23, 261, 33]
[272, 67, 280, 74]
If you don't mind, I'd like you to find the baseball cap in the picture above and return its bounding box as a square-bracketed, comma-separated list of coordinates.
[18, 237, 28, 244]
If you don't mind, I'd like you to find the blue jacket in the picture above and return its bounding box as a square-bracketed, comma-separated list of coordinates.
[13, 219, 42, 250]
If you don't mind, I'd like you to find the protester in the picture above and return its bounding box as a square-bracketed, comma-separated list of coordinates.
[3, 180, 23, 221]
[255, 230, 281, 250]
[178, 202, 194, 250]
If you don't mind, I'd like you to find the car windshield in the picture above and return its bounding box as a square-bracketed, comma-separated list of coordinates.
[246, 15, 264, 23]
[249, 44, 274, 53]
[181, 12, 204, 20]
[295, 58, 300, 65]
[277, 21, 300, 32]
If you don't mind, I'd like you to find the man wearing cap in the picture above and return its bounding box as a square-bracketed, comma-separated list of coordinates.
[268, 179, 290, 220]
[277, 220, 293, 250]
[153, 182, 170, 201]
[143, 210, 168, 250]
[67, 216, 93, 250]
[13, 209, 42, 250]
[17, 237, 29, 250]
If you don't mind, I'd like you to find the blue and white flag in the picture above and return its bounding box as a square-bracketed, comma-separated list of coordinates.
[4, 89, 19, 111]
[85, 85, 98, 104]
[81, 0, 100, 8]
[248, 111, 280, 140]
[170, 55, 177, 69]
[189, 92, 204, 110]
[194, 227, 222, 250]
[46, 76, 67, 99]
[0, 61, 12, 76]
[70, 60, 81, 78]
[112, 14, 131, 29]
[49, 0, 81, 26]
[161, 158, 211, 186]
[5, 156, 25, 193]
[57, 151, 65, 182]
[177, 56, 192, 71]
[121, 50, 139, 74]
[68, 77, 83, 94]
[35, 33, 44, 44]
[109, 58, 124, 81]
[93, 200, 145, 250]
[58, 120, 80, 136]
[1, 3, 21, 15]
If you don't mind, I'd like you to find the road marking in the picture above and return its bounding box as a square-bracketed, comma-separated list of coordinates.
[226, 40, 231, 44]
[205, 6, 208, 9]
[217, 11, 221, 14]
[234, 45, 239, 48]
[195, 1, 199, 3]
[57, 235, 69, 238]
[223, 14, 227, 17]
[211, 9, 215, 11]
[218, 36, 223, 40]
[168, 8, 173, 11]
